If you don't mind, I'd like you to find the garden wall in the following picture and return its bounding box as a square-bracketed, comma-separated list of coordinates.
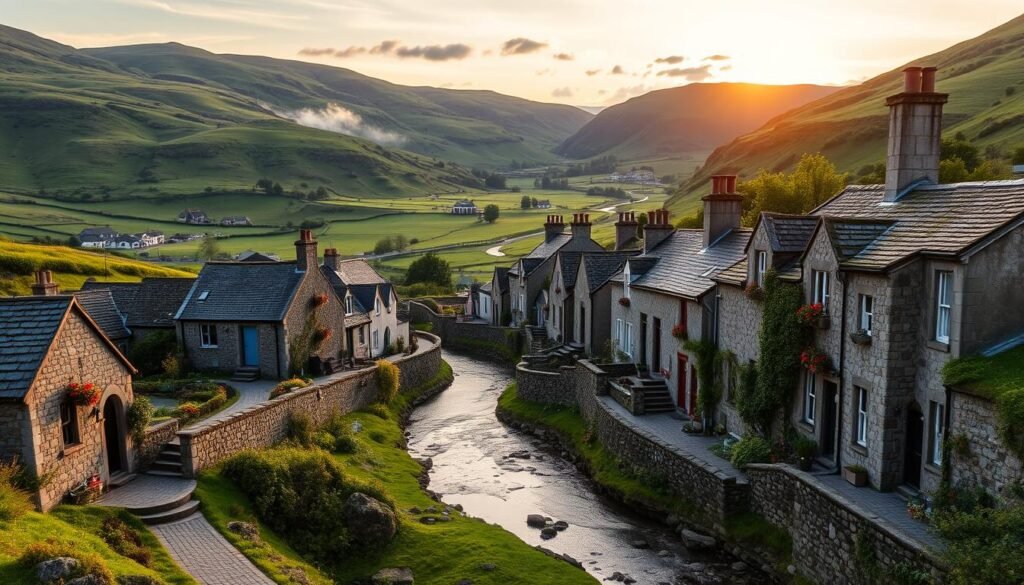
[408, 301, 521, 363]
[177, 332, 442, 477]
[746, 464, 945, 584]
[514, 363, 577, 407]
[137, 419, 179, 469]
[948, 389, 1023, 499]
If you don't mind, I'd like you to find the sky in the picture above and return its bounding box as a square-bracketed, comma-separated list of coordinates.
[2, 0, 1022, 106]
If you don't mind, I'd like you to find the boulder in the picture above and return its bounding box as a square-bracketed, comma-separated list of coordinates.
[36, 557, 79, 583]
[526, 514, 546, 528]
[681, 529, 717, 550]
[66, 577, 100, 585]
[552, 520, 569, 531]
[630, 539, 649, 549]
[343, 492, 398, 546]
[479, 563, 497, 572]
[372, 567, 414, 585]
[227, 521, 261, 542]
[540, 527, 558, 539]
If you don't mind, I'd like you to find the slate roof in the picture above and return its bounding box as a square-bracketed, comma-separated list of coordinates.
[333, 259, 386, 285]
[810, 180, 1024, 271]
[72, 289, 129, 341]
[758, 214, 819, 253]
[81, 281, 141, 311]
[525, 233, 571, 261]
[238, 250, 277, 262]
[630, 228, 752, 299]
[126, 278, 194, 328]
[480, 282, 493, 294]
[820, 218, 896, 261]
[176, 262, 303, 322]
[492, 267, 509, 293]
[513, 258, 543, 278]
[556, 252, 584, 290]
[609, 257, 659, 283]
[714, 258, 747, 286]
[582, 252, 639, 294]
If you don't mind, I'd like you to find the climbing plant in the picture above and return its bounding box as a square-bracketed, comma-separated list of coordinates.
[683, 339, 722, 421]
[741, 269, 806, 435]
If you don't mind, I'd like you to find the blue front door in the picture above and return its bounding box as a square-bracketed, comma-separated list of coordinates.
[241, 326, 259, 366]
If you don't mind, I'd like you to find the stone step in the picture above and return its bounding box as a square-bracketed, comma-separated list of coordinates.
[107, 472, 137, 489]
[147, 469, 186, 479]
[137, 499, 201, 525]
[151, 461, 184, 474]
[124, 489, 196, 517]
[159, 449, 182, 461]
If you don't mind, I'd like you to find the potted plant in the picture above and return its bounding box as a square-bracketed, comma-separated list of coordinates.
[66, 382, 102, 407]
[671, 323, 688, 340]
[849, 329, 872, 345]
[795, 303, 830, 329]
[744, 282, 764, 301]
[793, 436, 817, 471]
[906, 497, 929, 523]
[800, 347, 831, 375]
[843, 464, 868, 487]
[618, 297, 631, 307]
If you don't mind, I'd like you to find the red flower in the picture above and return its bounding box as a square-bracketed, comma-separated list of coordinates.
[744, 283, 764, 301]
[314, 326, 333, 345]
[671, 323, 688, 339]
[800, 347, 830, 374]
[796, 303, 825, 325]
[310, 293, 329, 308]
[67, 382, 102, 407]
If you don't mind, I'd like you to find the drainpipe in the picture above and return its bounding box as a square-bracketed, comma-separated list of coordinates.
[834, 270, 849, 475]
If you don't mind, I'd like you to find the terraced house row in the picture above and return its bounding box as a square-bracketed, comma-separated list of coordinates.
[482, 66, 1024, 501]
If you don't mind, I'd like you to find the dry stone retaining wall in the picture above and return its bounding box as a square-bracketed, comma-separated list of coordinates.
[178, 332, 442, 476]
[137, 419, 179, 469]
[408, 301, 521, 362]
[948, 390, 1023, 499]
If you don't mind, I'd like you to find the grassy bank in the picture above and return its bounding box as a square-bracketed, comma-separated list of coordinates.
[0, 505, 195, 584]
[196, 361, 593, 585]
[496, 384, 794, 574]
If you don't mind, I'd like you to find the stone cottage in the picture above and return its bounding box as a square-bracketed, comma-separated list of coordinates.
[570, 251, 639, 357]
[507, 214, 603, 326]
[0, 271, 137, 511]
[82, 277, 195, 346]
[714, 66, 1024, 495]
[175, 229, 347, 380]
[321, 249, 408, 360]
[489, 267, 510, 326]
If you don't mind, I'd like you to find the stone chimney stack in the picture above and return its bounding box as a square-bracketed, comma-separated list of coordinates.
[323, 247, 340, 271]
[884, 66, 948, 202]
[570, 213, 592, 242]
[31, 270, 59, 296]
[643, 209, 673, 254]
[294, 229, 318, 272]
[614, 211, 639, 250]
[702, 175, 743, 247]
[543, 215, 565, 242]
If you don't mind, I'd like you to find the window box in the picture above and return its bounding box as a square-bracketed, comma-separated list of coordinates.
[744, 283, 764, 301]
[618, 297, 631, 307]
[850, 330, 872, 345]
[842, 465, 868, 487]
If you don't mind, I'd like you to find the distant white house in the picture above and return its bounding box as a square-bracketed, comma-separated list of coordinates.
[452, 200, 478, 215]
[536, 199, 552, 209]
[79, 226, 117, 248]
[139, 230, 164, 247]
[177, 209, 210, 224]
[108, 235, 143, 249]
[220, 216, 253, 226]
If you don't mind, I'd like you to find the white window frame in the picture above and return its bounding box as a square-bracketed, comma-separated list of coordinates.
[935, 271, 952, 344]
[375, 297, 381, 316]
[756, 251, 767, 287]
[358, 327, 365, 345]
[345, 295, 354, 316]
[803, 373, 816, 425]
[614, 319, 623, 352]
[813, 270, 830, 312]
[855, 387, 868, 447]
[372, 329, 379, 349]
[200, 324, 218, 348]
[624, 322, 634, 360]
[623, 263, 631, 299]
[930, 402, 945, 466]
[859, 294, 874, 336]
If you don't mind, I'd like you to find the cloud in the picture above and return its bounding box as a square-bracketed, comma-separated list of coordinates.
[264, 102, 406, 146]
[501, 37, 548, 55]
[720, 65, 733, 72]
[703, 54, 730, 61]
[370, 39, 399, 54]
[656, 65, 713, 81]
[552, 87, 574, 98]
[118, 0, 308, 30]
[654, 55, 684, 65]
[552, 52, 574, 61]
[610, 65, 625, 75]
[333, 46, 367, 58]
[396, 43, 472, 61]
[585, 69, 601, 76]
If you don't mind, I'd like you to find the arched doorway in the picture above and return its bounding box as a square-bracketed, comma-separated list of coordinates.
[103, 396, 126, 475]
[383, 327, 391, 352]
[904, 401, 925, 488]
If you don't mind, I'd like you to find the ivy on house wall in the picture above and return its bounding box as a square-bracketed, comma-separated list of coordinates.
[683, 339, 729, 421]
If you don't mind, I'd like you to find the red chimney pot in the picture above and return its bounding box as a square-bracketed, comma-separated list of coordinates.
[903, 67, 923, 93]
[921, 67, 937, 93]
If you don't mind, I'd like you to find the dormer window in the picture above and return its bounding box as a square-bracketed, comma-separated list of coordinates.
[375, 297, 381, 316]
[198, 290, 210, 301]
[345, 295, 354, 316]
[755, 251, 767, 287]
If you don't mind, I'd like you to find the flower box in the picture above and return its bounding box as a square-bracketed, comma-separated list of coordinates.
[671, 323, 688, 340]
[800, 347, 831, 374]
[795, 303, 824, 325]
[744, 283, 764, 301]
[66, 382, 101, 407]
[618, 297, 631, 307]
[850, 331, 872, 345]
[843, 465, 868, 487]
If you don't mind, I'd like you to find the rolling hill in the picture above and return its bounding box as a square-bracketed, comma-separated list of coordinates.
[555, 83, 840, 160]
[82, 43, 591, 168]
[667, 12, 1024, 212]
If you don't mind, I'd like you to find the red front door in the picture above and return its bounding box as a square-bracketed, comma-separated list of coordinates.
[677, 353, 688, 409]
[689, 366, 699, 417]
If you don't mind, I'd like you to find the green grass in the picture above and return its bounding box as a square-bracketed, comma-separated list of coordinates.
[0, 505, 195, 584]
[941, 345, 1024, 400]
[196, 362, 591, 585]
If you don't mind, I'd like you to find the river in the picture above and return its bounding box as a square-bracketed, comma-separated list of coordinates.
[407, 352, 766, 585]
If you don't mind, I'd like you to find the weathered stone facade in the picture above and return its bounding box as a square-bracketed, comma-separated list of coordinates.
[282, 267, 347, 370]
[181, 321, 285, 378]
[947, 390, 1023, 499]
[136, 419, 179, 470]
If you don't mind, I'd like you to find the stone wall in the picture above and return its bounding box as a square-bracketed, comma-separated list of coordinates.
[178, 332, 442, 476]
[514, 363, 577, 407]
[746, 464, 944, 585]
[948, 390, 1023, 499]
[136, 419, 179, 469]
[408, 301, 521, 363]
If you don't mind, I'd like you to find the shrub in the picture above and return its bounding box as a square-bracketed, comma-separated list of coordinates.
[100, 516, 153, 567]
[160, 354, 181, 378]
[287, 413, 315, 447]
[313, 431, 336, 451]
[19, 541, 114, 584]
[126, 397, 154, 443]
[997, 388, 1024, 459]
[934, 504, 1024, 585]
[0, 461, 32, 522]
[793, 435, 818, 458]
[730, 435, 772, 468]
[369, 431, 387, 444]
[375, 360, 400, 404]
[334, 434, 359, 454]
[418, 298, 440, 313]
[174, 402, 200, 420]
[271, 378, 309, 399]
[365, 403, 390, 419]
[127, 330, 178, 376]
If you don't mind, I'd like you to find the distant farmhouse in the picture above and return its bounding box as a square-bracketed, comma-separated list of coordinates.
[177, 209, 210, 224]
[606, 170, 659, 184]
[78, 227, 164, 249]
[451, 200, 478, 215]
[220, 216, 253, 227]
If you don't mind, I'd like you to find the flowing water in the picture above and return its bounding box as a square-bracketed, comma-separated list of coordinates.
[407, 352, 765, 584]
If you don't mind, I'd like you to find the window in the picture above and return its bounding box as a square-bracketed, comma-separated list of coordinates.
[197, 290, 210, 301]
[935, 271, 953, 344]
[375, 297, 381, 316]
[614, 319, 623, 350]
[859, 294, 874, 335]
[813, 270, 830, 312]
[930, 401, 945, 466]
[855, 386, 868, 447]
[372, 329, 379, 349]
[200, 324, 218, 348]
[358, 327, 365, 345]
[345, 295, 354, 315]
[60, 399, 80, 447]
[623, 263, 631, 299]
[624, 322, 634, 360]
[755, 251, 767, 287]
[803, 373, 816, 424]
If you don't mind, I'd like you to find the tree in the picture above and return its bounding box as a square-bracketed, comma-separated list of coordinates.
[531, 197, 539, 208]
[941, 138, 980, 172]
[198, 235, 220, 261]
[939, 158, 970, 183]
[521, 195, 531, 209]
[405, 252, 452, 288]
[676, 208, 704, 229]
[393, 234, 409, 251]
[255, 178, 273, 192]
[271, 182, 284, 197]
[483, 204, 500, 223]
[791, 153, 847, 211]
[739, 153, 846, 225]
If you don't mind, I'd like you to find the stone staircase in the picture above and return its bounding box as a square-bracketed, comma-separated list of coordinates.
[230, 366, 260, 382]
[627, 376, 675, 414]
[527, 326, 548, 353]
[543, 341, 586, 361]
[148, 438, 186, 478]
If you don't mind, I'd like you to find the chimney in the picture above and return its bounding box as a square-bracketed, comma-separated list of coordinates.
[570, 213, 592, 242]
[31, 270, 59, 296]
[643, 209, 673, 254]
[884, 66, 948, 202]
[323, 247, 340, 271]
[543, 215, 565, 242]
[294, 229, 318, 272]
[614, 211, 639, 250]
[702, 174, 743, 247]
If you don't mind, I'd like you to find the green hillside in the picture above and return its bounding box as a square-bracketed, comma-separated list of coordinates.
[668, 13, 1024, 213]
[82, 43, 591, 168]
[556, 83, 839, 160]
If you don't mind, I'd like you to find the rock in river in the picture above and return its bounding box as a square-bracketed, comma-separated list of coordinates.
[681, 529, 717, 550]
[526, 514, 547, 528]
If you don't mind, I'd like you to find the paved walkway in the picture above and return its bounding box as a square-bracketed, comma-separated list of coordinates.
[95, 474, 195, 511]
[150, 513, 275, 585]
[185, 379, 276, 431]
